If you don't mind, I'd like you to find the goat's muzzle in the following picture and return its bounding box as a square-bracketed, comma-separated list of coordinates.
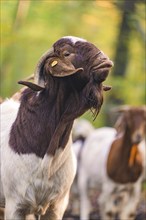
[132, 132, 144, 144]
[92, 58, 113, 83]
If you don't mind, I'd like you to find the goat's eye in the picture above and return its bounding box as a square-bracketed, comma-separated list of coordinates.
[63, 51, 70, 57]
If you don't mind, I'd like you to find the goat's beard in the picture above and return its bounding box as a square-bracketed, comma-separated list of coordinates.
[84, 82, 103, 120]
[65, 79, 103, 121]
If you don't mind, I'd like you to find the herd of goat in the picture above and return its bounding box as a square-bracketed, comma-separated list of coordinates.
[0, 36, 145, 220]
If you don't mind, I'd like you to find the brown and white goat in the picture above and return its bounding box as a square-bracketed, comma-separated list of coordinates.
[0, 36, 113, 220]
[78, 106, 146, 220]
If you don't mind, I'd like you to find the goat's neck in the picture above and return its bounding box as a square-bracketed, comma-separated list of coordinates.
[9, 76, 89, 158]
[9, 85, 84, 158]
[107, 129, 143, 184]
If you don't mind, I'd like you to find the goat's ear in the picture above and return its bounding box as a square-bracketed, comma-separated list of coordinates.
[45, 57, 84, 77]
[114, 115, 126, 132]
[18, 81, 45, 91]
[33, 47, 83, 87]
[112, 105, 130, 113]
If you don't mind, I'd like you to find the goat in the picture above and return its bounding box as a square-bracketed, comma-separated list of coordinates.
[0, 36, 113, 220]
[78, 106, 146, 220]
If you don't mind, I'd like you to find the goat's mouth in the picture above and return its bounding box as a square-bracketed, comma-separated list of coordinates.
[92, 59, 113, 83]
[96, 60, 113, 71]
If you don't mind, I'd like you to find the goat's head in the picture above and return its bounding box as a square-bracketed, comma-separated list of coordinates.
[18, 36, 113, 118]
[115, 106, 146, 144]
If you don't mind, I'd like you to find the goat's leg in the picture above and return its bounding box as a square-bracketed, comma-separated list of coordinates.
[119, 202, 137, 220]
[119, 211, 136, 220]
[98, 190, 116, 220]
[118, 197, 137, 220]
[118, 198, 138, 220]
[99, 208, 115, 220]
[98, 200, 115, 220]
[119, 183, 141, 220]
[78, 168, 90, 220]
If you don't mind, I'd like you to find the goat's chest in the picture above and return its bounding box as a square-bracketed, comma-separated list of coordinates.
[1, 144, 76, 206]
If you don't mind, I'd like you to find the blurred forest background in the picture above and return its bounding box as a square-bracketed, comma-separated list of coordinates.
[1, 0, 145, 127]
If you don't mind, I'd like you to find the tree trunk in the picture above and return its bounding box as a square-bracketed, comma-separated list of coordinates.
[112, 0, 137, 77]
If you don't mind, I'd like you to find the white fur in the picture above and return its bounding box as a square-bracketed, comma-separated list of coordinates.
[72, 140, 83, 159]
[72, 119, 94, 141]
[0, 99, 20, 207]
[72, 119, 94, 159]
[62, 36, 86, 44]
[0, 99, 77, 219]
[78, 127, 145, 220]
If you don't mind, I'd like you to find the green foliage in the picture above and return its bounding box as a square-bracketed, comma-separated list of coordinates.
[142, 181, 146, 190]
[1, 0, 145, 127]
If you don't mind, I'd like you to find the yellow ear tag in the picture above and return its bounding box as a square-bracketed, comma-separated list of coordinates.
[51, 60, 58, 67]
[129, 144, 138, 167]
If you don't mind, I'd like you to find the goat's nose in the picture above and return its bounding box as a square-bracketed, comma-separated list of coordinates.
[133, 133, 142, 144]
[97, 51, 114, 66]
[136, 134, 142, 142]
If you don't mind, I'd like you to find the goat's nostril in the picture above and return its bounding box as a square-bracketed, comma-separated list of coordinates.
[136, 134, 142, 142]
[133, 133, 142, 144]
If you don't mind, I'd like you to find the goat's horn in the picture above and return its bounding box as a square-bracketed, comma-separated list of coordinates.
[18, 81, 45, 91]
